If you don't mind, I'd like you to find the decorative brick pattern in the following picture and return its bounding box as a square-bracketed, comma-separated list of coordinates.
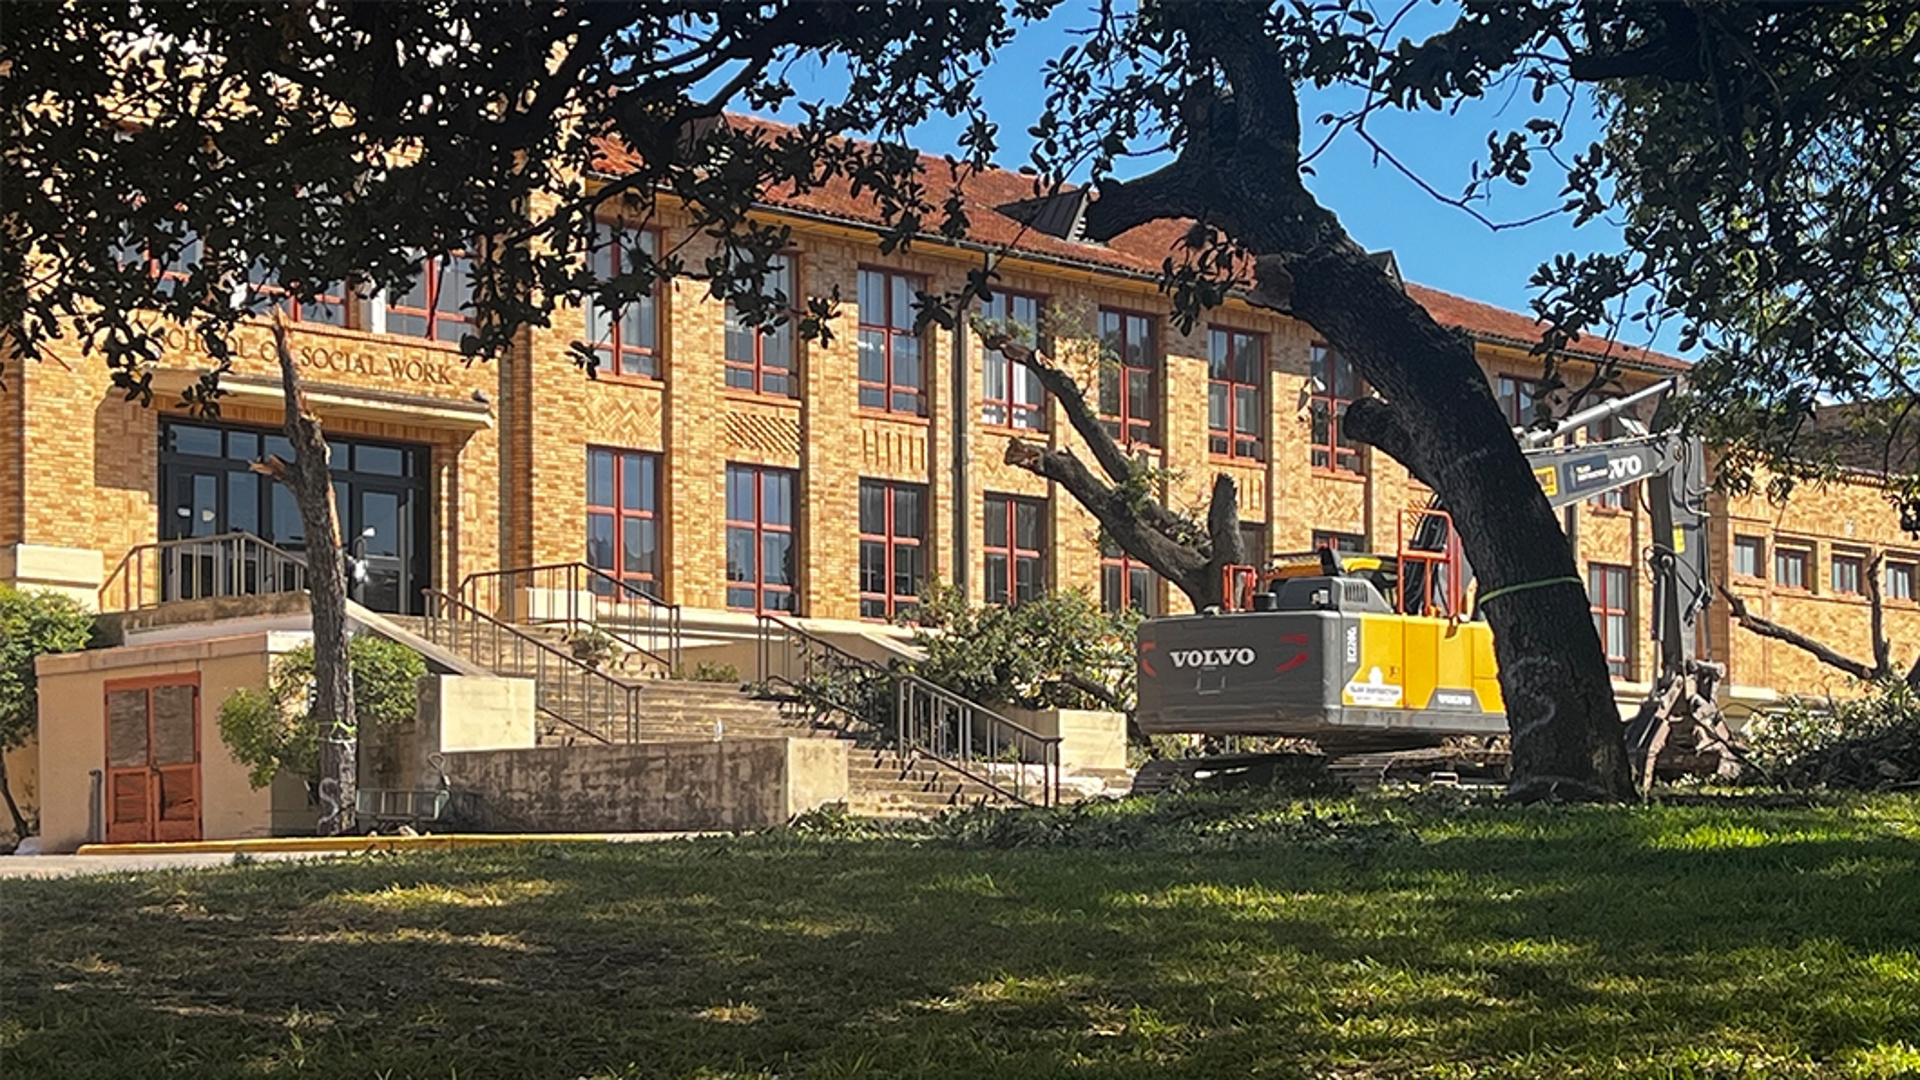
[725, 403, 802, 462]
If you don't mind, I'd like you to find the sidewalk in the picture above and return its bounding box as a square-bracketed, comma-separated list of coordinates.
[0, 850, 333, 879]
[0, 831, 720, 879]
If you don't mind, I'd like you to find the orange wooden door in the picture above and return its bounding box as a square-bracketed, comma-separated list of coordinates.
[104, 678, 201, 844]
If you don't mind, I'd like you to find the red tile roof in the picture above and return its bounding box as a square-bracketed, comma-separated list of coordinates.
[594, 117, 1686, 372]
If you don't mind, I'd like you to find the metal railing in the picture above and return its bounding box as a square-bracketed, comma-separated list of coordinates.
[99, 532, 310, 613]
[459, 563, 681, 676]
[756, 614, 1060, 807]
[422, 588, 641, 744]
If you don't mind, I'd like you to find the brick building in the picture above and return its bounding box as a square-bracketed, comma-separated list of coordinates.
[4, 125, 1911, 708]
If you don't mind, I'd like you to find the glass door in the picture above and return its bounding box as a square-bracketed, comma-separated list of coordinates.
[347, 485, 421, 614]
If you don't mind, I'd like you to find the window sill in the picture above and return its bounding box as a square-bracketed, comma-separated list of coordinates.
[1312, 469, 1369, 483]
[859, 409, 931, 425]
[596, 372, 665, 388]
[726, 389, 801, 408]
[983, 421, 1050, 436]
[1209, 453, 1267, 467]
[273, 320, 468, 356]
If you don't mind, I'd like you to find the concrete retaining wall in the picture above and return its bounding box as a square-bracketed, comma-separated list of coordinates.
[1005, 707, 1129, 773]
[443, 737, 847, 833]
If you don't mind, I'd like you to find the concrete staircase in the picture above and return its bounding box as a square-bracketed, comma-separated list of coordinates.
[629, 679, 828, 743]
[402, 610, 1038, 816]
[844, 747, 1011, 817]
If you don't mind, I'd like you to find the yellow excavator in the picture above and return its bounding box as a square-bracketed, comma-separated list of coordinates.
[1134, 378, 1731, 787]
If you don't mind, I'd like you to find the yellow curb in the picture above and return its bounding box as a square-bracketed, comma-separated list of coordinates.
[75, 834, 628, 856]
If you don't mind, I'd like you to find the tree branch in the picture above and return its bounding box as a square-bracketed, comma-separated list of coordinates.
[1870, 550, 1893, 679]
[980, 331, 1136, 487]
[1341, 397, 1434, 488]
[1202, 472, 1246, 597]
[1720, 582, 1879, 682]
[1567, 6, 1705, 83]
[1055, 670, 1126, 711]
[1080, 152, 1219, 245]
[1003, 440, 1208, 596]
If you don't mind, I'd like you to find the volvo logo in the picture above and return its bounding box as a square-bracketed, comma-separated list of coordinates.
[1168, 648, 1257, 669]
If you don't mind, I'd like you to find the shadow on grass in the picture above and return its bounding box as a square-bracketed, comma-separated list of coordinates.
[3, 796, 1917, 1079]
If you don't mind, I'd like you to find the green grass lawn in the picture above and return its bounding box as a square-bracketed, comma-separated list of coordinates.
[4, 791, 1919, 1079]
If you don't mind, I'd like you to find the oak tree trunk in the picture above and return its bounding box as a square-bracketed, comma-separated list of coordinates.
[261, 315, 357, 834]
[1061, 5, 1633, 800]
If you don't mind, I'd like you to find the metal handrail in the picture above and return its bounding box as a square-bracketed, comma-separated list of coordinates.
[895, 673, 1061, 809]
[459, 562, 681, 675]
[422, 588, 641, 744]
[755, 613, 1061, 807]
[99, 531, 311, 613]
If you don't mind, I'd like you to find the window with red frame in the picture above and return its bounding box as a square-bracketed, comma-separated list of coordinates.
[858, 479, 926, 620]
[387, 252, 474, 343]
[981, 291, 1047, 430]
[244, 257, 351, 328]
[154, 231, 204, 284]
[725, 464, 796, 612]
[584, 223, 660, 378]
[984, 493, 1046, 606]
[1098, 309, 1159, 446]
[1240, 522, 1270, 569]
[1309, 344, 1362, 473]
[1589, 562, 1632, 678]
[724, 254, 795, 396]
[857, 268, 926, 415]
[585, 448, 660, 599]
[1208, 327, 1264, 459]
[1100, 539, 1158, 615]
[1497, 375, 1537, 427]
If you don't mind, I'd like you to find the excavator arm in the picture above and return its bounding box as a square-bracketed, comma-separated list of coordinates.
[1511, 380, 1731, 787]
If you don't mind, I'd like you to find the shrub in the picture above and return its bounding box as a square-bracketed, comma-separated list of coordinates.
[217, 634, 427, 789]
[909, 583, 1135, 712]
[1745, 685, 1920, 789]
[568, 626, 617, 669]
[0, 587, 96, 836]
[673, 660, 739, 683]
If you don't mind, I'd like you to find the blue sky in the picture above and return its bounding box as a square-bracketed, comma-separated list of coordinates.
[749, 1, 1682, 357]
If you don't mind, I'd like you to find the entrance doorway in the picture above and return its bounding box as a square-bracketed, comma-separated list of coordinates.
[159, 420, 431, 614]
[104, 677, 201, 844]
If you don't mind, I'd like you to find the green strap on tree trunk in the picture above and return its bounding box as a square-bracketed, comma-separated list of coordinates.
[1474, 575, 1584, 607]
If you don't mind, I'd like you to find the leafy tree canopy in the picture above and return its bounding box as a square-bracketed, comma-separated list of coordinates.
[10, 1, 1914, 473]
[216, 634, 426, 790]
[911, 584, 1136, 714]
[0, 586, 95, 754]
[0, 586, 95, 838]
